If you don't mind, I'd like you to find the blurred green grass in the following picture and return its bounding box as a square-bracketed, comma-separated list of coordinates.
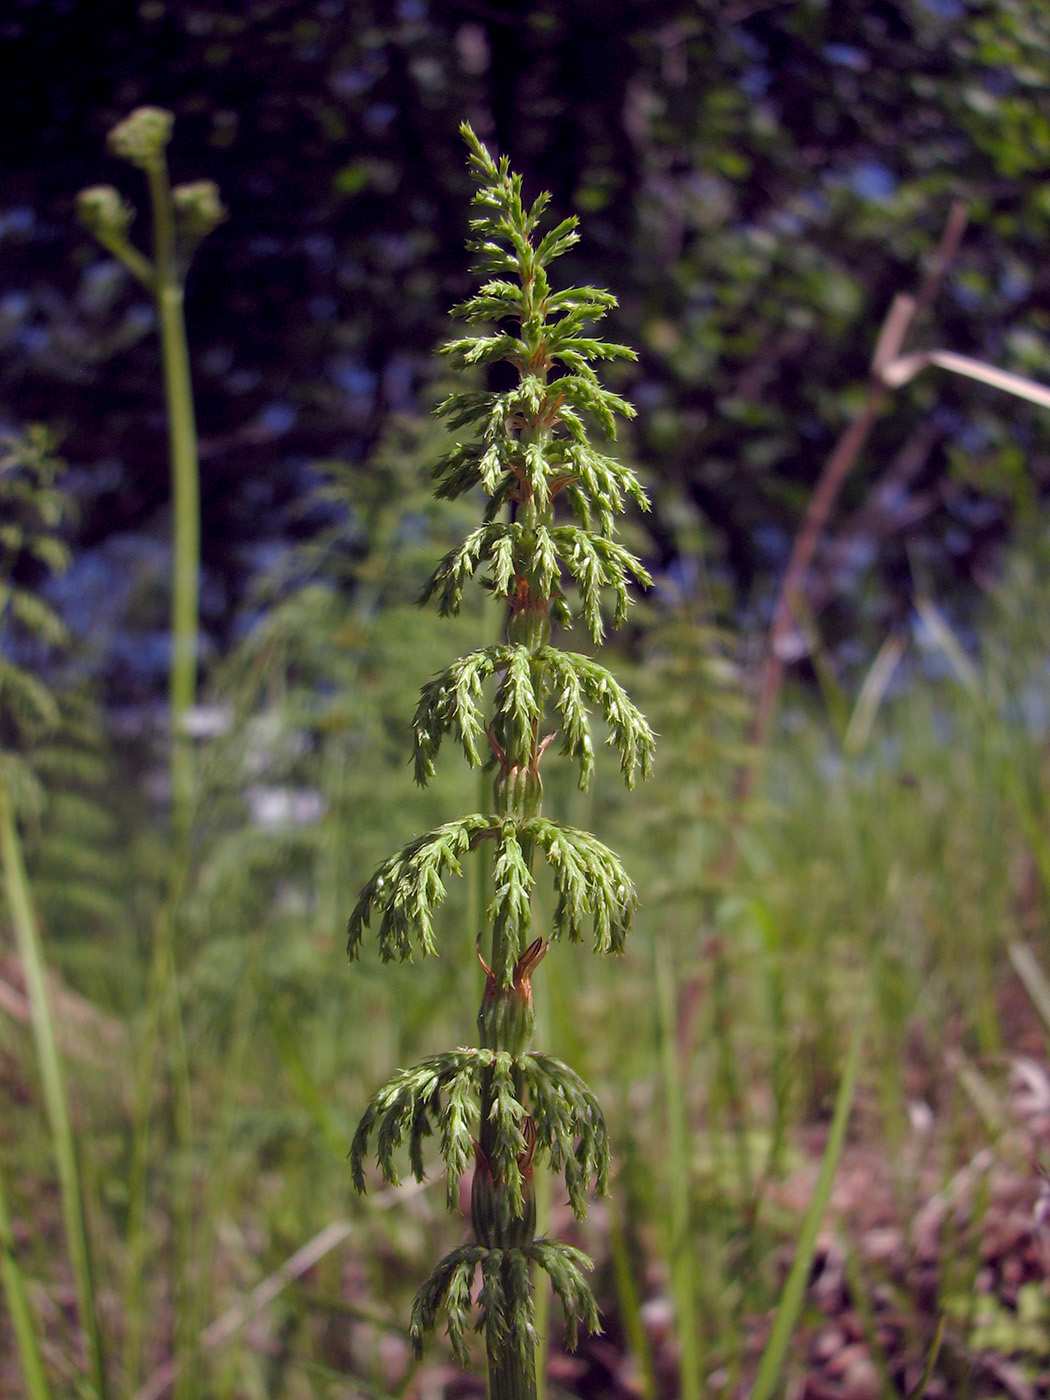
[6, 472, 1050, 1396]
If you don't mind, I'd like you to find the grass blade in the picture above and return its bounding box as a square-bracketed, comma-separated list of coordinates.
[0, 777, 108, 1400]
[607, 1190, 657, 1400]
[1009, 942, 1050, 1038]
[914, 598, 981, 697]
[748, 1020, 863, 1400]
[655, 939, 701, 1400]
[844, 634, 905, 755]
[0, 1154, 54, 1400]
[904, 1315, 945, 1400]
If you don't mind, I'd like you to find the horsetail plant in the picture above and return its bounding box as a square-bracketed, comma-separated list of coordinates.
[348, 126, 654, 1397]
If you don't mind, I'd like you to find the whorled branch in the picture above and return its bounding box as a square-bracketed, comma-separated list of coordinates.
[420, 519, 650, 642]
[346, 814, 495, 960]
[519, 1054, 610, 1218]
[526, 1239, 601, 1351]
[347, 813, 637, 965]
[350, 1050, 488, 1207]
[409, 1243, 488, 1364]
[413, 644, 655, 791]
[520, 818, 636, 953]
[350, 1049, 611, 1218]
[431, 435, 647, 537]
[410, 1236, 599, 1362]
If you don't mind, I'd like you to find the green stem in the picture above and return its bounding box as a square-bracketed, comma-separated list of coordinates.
[165, 931, 198, 1400]
[489, 1333, 537, 1400]
[120, 820, 195, 1394]
[146, 156, 201, 843]
[531, 967, 551, 1400]
[120, 947, 159, 1392]
[80, 138, 203, 1393]
[0, 777, 108, 1400]
[0, 1153, 54, 1400]
[93, 229, 154, 290]
[655, 939, 700, 1400]
[749, 1019, 863, 1400]
[124, 152, 201, 1400]
[476, 513, 549, 1400]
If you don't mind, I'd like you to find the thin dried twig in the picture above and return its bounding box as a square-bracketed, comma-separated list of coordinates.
[883, 348, 1050, 409]
[739, 201, 968, 812]
[806, 419, 942, 617]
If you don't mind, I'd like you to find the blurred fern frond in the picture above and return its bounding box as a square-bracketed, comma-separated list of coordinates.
[0, 428, 121, 942]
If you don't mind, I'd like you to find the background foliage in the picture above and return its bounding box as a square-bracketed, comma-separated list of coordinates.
[4, 3, 1050, 1399]
[4, 0, 1050, 680]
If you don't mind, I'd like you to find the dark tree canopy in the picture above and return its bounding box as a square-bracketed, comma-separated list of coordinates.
[1, 0, 1048, 690]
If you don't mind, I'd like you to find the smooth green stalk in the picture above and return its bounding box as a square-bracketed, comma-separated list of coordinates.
[120, 850, 195, 1398]
[0, 1153, 54, 1400]
[120, 907, 167, 1391]
[349, 127, 652, 1396]
[79, 113, 223, 1394]
[905, 1318, 946, 1400]
[79, 107, 223, 840]
[147, 157, 201, 841]
[0, 776, 108, 1400]
[184, 941, 260, 1398]
[163, 924, 198, 1400]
